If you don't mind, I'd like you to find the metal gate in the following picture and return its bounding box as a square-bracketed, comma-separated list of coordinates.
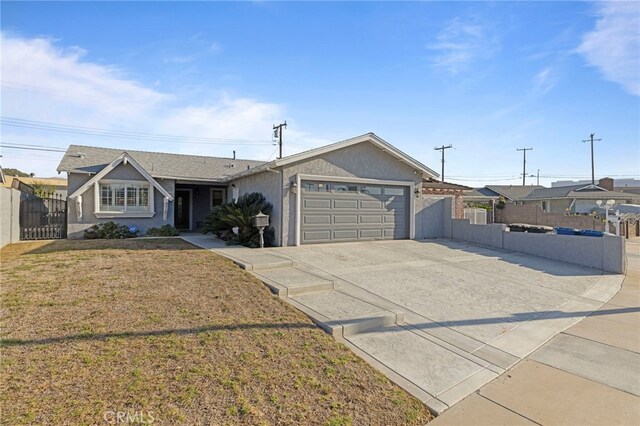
[20, 191, 67, 240]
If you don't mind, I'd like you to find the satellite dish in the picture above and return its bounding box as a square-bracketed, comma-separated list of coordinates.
[596, 200, 603, 207]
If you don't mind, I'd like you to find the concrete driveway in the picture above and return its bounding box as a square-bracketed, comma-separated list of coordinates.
[182, 235, 624, 414]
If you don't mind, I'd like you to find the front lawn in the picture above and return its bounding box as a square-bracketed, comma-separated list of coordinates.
[0, 239, 431, 425]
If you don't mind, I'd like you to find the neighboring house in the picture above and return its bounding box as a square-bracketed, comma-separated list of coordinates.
[463, 185, 543, 203]
[57, 133, 441, 245]
[520, 178, 640, 214]
[2, 175, 68, 197]
[422, 180, 471, 219]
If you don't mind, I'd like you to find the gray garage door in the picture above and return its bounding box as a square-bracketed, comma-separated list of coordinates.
[301, 180, 409, 244]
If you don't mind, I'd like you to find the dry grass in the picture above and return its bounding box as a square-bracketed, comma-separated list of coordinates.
[0, 239, 431, 425]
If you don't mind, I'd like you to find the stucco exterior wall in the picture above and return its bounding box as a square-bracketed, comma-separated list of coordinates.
[66, 164, 175, 239]
[0, 187, 21, 247]
[418, 196, 454, 239]
[230, 170, 282, 246]
[279, 142, 424, 246]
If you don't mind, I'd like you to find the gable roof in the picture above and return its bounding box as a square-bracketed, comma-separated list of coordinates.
[68, 152, 173, 200]
[422, 181, 471, 190]
[521, 184, 628, 200]
[57, 145, 265, 181]
[480, 185, 543, 200]
[57, 133, 438, 183]
[462, 188, 500, 200]
[227, 133, 439, 180]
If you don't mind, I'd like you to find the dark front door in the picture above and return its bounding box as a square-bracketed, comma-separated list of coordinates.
[174, 190, 191, 230]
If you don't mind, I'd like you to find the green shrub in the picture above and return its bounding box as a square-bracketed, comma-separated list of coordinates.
[202, 192, 274, 248]
[145, 224, 180, 237]
[84, 222, 139, 239]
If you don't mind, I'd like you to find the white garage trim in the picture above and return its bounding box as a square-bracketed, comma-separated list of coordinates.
[294, 174, 416, 246]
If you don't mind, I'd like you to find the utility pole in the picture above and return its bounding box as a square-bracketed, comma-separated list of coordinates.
[273, 121, 287, 159]
[582, 133, 602, 185]
[433, 145, 453, 182]
[529, 169, 540, 186]
[517, 147, 533, 186]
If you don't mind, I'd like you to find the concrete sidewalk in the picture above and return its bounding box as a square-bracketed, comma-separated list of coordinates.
[432, 240, 640, 426]
[181, 234, 626, 416]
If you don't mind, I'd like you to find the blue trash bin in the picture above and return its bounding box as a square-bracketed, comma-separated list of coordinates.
[555, 227, 577, 236]
[578, 229, 604, 237]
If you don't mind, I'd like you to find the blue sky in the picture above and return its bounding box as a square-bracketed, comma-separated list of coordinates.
[1, 1, 638, 186]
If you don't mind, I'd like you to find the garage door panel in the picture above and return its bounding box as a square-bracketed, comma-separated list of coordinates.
[384, 227, 409, 238]
[333, 229, 359, 240]
[360, 229, 384, 239]
[304, 199, 331, 209]
[304, 215, 331, 225]
[386, 200, 407, 209]
[304, 230, 332, 241]
[360, 200, 384, 209]
[333, 199, 358, 209]
[334, 215, 358, 224]
[360, 214, 383, 224]
[301, 180, 409, 244]
[384, 214, 398, 223]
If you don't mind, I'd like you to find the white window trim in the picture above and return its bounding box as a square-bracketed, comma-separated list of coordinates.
[93, 179, 155, 218]
[210, 188, 227, 210]
[294, 174, 416, 246]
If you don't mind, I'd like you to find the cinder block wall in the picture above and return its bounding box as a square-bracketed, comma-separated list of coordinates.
[449, 218, 626, 274]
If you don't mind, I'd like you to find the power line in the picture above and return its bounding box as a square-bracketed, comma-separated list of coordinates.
[0, 144, 67, 153]
[0, 117, 275, 146]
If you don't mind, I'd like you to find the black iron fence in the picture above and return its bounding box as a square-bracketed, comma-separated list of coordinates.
[20, 191, 67, 240]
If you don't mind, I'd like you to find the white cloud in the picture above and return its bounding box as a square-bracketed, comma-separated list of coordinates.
[427, 17, 499, 74]
[577, 1, 640, 96]
[533, 67, 556, 94]
[0, 33, 321, 176]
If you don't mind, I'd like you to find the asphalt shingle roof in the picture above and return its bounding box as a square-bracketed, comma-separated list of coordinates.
[57, 145, 266, 181]
[481, 185, 543, 200]
[524, 184, 640, 200]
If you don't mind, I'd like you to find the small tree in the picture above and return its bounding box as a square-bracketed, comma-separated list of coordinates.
[30, 181, 56, 198]
[202, 192, 274, 247]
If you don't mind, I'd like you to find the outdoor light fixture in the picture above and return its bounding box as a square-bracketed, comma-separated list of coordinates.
[290, 181, 298, 194]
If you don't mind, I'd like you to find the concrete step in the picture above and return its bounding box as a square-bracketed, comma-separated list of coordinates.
[338, 312, 401, 337]
[289, 289, 403, 338]
[222, 250, 296, 271]
[253, 267, 335, 297]
[345, 324, 499, 414]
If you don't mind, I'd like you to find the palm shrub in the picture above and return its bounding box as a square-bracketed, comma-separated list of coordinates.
[202, 192, 275, 247]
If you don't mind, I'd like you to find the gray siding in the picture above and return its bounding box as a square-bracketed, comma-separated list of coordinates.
[67, 163, 175, 239]
[230, 171, 282, 246]
[280, 142, 424, 246]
